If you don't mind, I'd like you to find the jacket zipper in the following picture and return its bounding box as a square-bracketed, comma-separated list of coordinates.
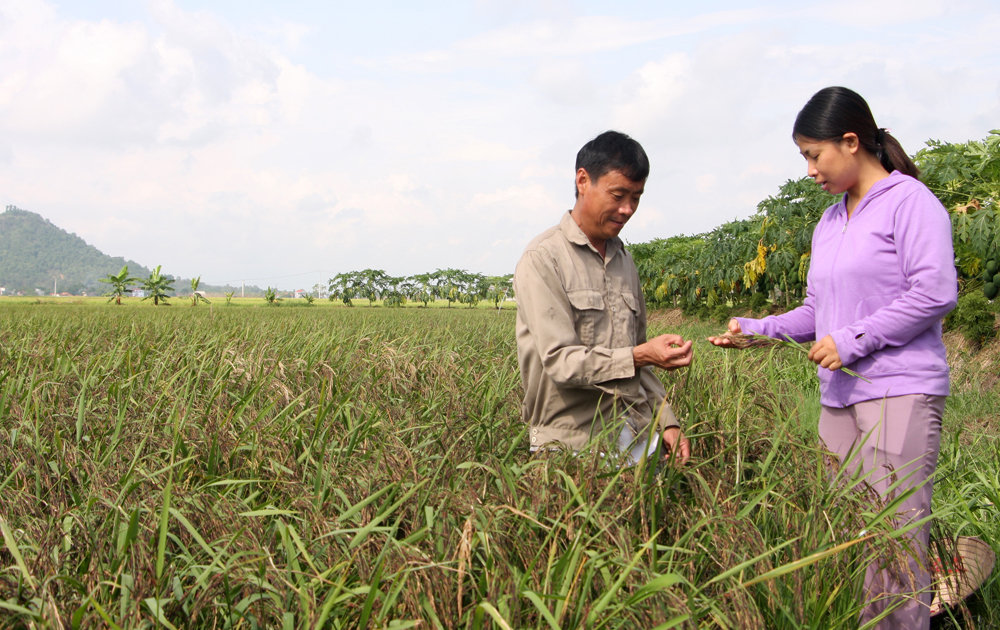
[831, 205, 849, 406]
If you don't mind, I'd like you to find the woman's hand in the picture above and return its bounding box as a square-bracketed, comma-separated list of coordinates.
[808, 335, 842, 370]
[707, 318, 742, 347]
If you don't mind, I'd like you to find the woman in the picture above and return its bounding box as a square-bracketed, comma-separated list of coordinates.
[710, 86, 957, 629]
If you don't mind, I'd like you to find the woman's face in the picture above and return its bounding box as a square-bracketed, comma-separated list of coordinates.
[795, 134, 860, 196]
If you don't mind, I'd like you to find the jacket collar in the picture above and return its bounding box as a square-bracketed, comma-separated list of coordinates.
[560, 211, 622, 261]
[838, 170, 908, 220]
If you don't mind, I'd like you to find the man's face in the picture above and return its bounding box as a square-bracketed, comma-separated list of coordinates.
[574, 168, 645, 244]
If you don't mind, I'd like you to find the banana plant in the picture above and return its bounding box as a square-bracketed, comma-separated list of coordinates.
[98, 265, 139, 305]
[263, 286, 281, 306]
[140, 266, 175, 306]
[190, 276, 211, 306]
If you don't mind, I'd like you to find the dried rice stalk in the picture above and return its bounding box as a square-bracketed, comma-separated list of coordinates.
[723, 334, 785, 349]
[724, 334, 870, 382]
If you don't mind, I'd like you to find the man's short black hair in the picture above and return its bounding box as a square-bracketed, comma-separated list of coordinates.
[574, 131, 649, 198]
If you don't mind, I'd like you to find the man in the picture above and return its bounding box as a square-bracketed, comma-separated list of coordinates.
[514, 130, 693, 461]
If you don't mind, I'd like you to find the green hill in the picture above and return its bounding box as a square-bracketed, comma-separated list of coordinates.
[0, 205, 152, 295]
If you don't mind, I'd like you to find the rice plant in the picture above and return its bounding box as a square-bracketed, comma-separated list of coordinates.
[0, 304, 994, 628]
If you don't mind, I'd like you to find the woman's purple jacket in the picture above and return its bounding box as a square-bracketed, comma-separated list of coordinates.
[735, 171, 958, 408]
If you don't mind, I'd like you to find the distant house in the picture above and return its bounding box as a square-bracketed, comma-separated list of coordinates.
[132, 289, 146, 298]
[0, 287, 5, 295]
[294, 289, 306, 299]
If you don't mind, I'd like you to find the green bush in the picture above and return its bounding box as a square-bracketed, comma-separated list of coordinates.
[696, 305, 711, 321]
[749, 292, 768, 313]
[952, 292, 997, 348]
[680, 298, 699, 317]
[711, 304, 732, 324]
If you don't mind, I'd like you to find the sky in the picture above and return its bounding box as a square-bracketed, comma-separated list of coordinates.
[1, 0, 998, 290]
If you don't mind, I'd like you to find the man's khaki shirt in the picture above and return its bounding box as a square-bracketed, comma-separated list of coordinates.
[514, 211, 678, 451]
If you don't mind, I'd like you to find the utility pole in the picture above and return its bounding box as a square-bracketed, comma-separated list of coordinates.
[241, 280, 244, 298]
[54, 277, 57, 295]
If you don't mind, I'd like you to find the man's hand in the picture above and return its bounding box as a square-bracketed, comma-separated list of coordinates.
[661, 426, 690, 465]
[808, 335, 842, 370]
[633, 334, 693, 370]
[707, 319, 742, 347]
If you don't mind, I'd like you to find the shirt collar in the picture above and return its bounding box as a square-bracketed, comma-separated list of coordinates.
[560, 210, 622, 260]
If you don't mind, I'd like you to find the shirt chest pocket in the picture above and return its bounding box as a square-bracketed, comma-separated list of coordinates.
[567, 289, 605, 346]
[617, 290, 640, 345]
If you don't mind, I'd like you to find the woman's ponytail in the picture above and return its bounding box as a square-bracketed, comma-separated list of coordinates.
[794, 87, 918, 178]
[878, 130, 919, 178]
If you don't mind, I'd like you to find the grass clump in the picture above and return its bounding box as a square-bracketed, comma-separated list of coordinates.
[949, 292, 997, 349]
[710, 304, 731, 324]
[748, 292, 769, 314]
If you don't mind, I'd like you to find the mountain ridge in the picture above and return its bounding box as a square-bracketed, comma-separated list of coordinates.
[0, 205, 154, 295]
[0, 206, 268, 297]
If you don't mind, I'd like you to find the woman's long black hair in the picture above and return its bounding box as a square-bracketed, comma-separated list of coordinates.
[793, 87, 919, 178]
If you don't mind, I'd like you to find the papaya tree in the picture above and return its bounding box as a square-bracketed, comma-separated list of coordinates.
[485, 274, 514, 312]
[435, 269, 476, 308]
[410, 273, 436, 307]
[917, 131, 1000, 286]
[329, 272, 358, 306]
[382, 276, 409, 308]
[356, 269, 392, 306]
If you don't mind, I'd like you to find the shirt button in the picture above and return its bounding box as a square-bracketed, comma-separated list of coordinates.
[613, 307, 617, 312]
[531, 437, 537, 443]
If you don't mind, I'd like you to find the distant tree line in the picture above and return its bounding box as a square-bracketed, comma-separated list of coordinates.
[328, 269, 514, 309]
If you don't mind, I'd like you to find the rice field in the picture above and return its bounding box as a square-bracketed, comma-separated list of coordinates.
[0, 302, 997, 628]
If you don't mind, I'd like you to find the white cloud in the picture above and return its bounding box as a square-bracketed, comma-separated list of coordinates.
[529, 57, 597, 107]
[807, 0, 965, 27]
[696, 174, 716, 193]
[519, 162, 558, 179]
[380, 9, 767, 73]
[454, 11, 767, 58]
[0, 0, 998, 286]
[614, 53, 690, 133]
[472, 184, 556, 213]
